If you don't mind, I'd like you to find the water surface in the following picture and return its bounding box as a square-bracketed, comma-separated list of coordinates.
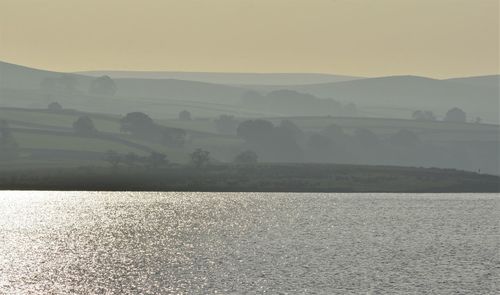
[0, 192, 498, 294]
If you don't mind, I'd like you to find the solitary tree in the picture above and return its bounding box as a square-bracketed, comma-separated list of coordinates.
[412, 110, 436, 121]
[89, 75, 117, 96]
[237, 119, 275, 144]
[120, 112, 155, 134]
[47, 102, 63, 112]
[277, 120, 304, 141]
[73, 116, 97, 135]
[444, 107, 466, 123]
[178, 110, 192, 121]
[190, 148, 210, 168]
[233, 150, 258, 164]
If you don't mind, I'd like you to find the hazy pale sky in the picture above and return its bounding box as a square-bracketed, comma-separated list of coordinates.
[0, 0, 498, 78]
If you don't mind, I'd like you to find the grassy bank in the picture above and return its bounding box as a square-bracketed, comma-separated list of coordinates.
[0, 163, 498, 193]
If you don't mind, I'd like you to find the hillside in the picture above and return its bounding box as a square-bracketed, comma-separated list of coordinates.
[1, 164, 498, 192]
[247, 75, 500, 123]
[79, 71, 362, 85]
[113, 78, 246, 105]
[1, 107, 498, 175]
[2, 61, 498, 123]
[446, 75, 500, 89]
[0, 61, 258, 116]
[0, 61, 92, 90]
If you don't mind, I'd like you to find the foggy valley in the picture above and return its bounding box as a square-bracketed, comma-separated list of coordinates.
[0, 60, 498, 181]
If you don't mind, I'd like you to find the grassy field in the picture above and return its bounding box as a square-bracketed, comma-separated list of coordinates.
[4, 107, 498, 140]
[267, 116, 499, 141]
[1, 107, 498, 170]
[156, 118, 220, 134]
[13, 132, 148, 155]
[0, 108, 122, 133]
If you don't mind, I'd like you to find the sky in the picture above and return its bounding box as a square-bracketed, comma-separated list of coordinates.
[0, 0, 498, 78]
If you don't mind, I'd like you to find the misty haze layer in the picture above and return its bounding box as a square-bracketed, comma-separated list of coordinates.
[0, 61, 499, 176]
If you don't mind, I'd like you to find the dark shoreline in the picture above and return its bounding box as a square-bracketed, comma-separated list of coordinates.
[1, 163, 498, 193]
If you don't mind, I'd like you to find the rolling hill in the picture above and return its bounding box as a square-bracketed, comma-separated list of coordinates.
[79, 71, 362, 85]
[1, 61, 498, 123]
[248, 75, 499, 123]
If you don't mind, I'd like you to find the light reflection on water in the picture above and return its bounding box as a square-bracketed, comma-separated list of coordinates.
[0, 192, 499, 294]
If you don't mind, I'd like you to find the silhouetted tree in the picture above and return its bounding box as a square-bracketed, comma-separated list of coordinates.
[276, 120, 304, 141]
[120, 112, 155, 135]
[105, 150, 121, 168]
[444, 107, 466, 123]
[412, 110, 436, 121]
[237, 119, 303, 162]
[234, 150, 258, 164]
[423, 110, 436, 121]
[190, 148, 210, 168]
[178, 110, 192, 121]
[89, 75, 117, 96]
[47, 102, 63, 112]
[215, 114, 238, 134]
[237, 120, 275, 144]
[73, 116, 97, 135]
[244, 89, 344, 116]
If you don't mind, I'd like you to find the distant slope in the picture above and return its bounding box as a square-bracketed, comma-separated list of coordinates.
[446, 75, 500, 89]
[2, 61, 498, 122]
[0, 61, 249, 106]
[79, 71, 362, 85]
[0, 61, 91, 90]
[113, 78, 246, 105]
[273, 75, 499, 122]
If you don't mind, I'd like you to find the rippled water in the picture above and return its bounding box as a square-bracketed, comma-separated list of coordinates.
[0, 192, 498, 294]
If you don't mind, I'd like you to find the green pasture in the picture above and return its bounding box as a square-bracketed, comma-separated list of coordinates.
[0, 108, 122, 133]
[13, 131, 147, 155]
[268, 116, 499, 141]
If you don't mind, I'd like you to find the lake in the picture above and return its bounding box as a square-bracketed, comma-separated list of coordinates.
[0, 192, 498, 294]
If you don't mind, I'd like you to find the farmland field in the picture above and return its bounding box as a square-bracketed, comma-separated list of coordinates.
[13, 131, 148, 155]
